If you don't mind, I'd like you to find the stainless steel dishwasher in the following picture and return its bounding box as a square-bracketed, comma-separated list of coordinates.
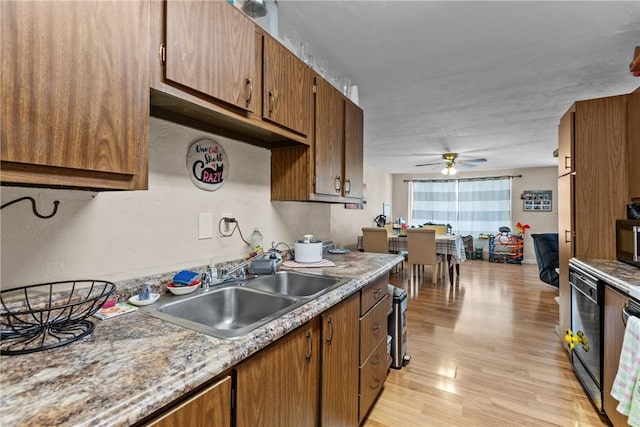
[569, 265, 603, 412]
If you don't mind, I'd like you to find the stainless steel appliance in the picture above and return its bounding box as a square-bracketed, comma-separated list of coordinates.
[623, 294, 640, 326]
[388, 286, 409, 369]
[570, 265, 603, 411]
[616, 219, 640, 268]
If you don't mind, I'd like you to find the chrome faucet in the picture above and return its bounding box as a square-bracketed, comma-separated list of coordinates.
[220, 254, 261, 282]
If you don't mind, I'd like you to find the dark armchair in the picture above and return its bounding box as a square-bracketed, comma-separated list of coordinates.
[531, 233, 559, 287]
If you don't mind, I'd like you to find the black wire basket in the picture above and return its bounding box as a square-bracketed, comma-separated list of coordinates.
[0, 280, 115, 356]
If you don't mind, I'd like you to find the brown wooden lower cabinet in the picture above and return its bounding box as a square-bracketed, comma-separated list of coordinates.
[144, 376, 231, 427]
[603, 285, 629, 427]
[234, 319, 320, 427]
[321, 294, 360, 427]
[358, 273, 390, 423]
[144, 274, 392, 427]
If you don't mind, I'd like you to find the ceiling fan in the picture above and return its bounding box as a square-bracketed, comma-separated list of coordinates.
[415, 152, 487, 176]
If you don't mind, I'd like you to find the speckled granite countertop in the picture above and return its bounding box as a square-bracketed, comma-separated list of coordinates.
[0, 252, 403, 427]
[570, 258, 640, 294]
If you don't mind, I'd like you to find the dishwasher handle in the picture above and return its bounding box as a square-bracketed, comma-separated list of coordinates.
[622, 305, 640, 327]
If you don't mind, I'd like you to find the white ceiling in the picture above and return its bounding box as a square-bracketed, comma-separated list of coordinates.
[275, 1, 640, 174]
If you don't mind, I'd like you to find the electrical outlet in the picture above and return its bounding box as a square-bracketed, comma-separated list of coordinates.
[221, 213, 233, 233]
[198, 213, 214, 239]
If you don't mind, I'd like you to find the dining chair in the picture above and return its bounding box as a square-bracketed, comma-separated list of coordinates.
[361, 227, 389, 253]
[420, 224, 448, 235]
[406, 228, 443, 284]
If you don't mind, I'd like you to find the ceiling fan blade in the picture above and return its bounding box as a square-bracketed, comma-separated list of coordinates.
[460, 158, 487, 163]
[458, 163, 477, 169]
[415, 161, 444, 167]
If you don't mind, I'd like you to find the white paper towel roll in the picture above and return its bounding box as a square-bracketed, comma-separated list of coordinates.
[350, 85, 359, 105]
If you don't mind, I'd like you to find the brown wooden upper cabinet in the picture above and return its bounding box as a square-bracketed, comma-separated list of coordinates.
[557, 107, 575, 177]
[270, 74, 364, 202]
[314, 77, 364, 199]
[628, 87, 640, 201]
[344, 100, 364, 199]
[315, 77, 345, 196]
[164, 0, 255, 112]
[0, 1, 150, 190]
[262, 34, 314, 136]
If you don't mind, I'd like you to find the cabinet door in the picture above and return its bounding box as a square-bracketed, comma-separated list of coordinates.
[628, 88, 640, 201]
[321, 295, 359, 427]
[557, 173, 574, 339]
[146, 376, 231, 427]
[603, 286, 629, 427]
[1, 1, 149, 190]
[343, 101, 364, 199]
[165, 0, 255, 112]
[315, 78, 345, 196]
[558, 107, 575, 176]
[235, 320, 320, 427]
[263, 36, 313, 135]
[574, 96, 628, 259]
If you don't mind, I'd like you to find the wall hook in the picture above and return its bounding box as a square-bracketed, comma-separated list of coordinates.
[0, 196, 60, 219]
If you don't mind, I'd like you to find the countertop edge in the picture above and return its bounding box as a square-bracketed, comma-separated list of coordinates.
[570, 258, 640, 294]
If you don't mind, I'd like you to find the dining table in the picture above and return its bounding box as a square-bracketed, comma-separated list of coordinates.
[356, 234, 466, 284]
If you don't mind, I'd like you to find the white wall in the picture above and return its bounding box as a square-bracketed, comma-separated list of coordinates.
[392, 167, 558, 263]
[1, 117, 392, 289]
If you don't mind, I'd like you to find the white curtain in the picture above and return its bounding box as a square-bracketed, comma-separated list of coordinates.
[457, 179, 511, 236]
[410, 181, 457, 226]
[410, 178, 512, 236]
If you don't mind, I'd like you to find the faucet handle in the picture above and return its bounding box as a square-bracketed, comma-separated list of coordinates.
[201, 272, 212, 288]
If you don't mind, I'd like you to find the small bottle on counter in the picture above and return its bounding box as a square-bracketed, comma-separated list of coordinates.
[249, 228, 264, 257]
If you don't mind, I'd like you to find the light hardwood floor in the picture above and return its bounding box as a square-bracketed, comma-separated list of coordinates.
[363, 260, 611, 427]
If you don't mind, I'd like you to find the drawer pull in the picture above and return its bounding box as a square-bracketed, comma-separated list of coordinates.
[372, 322, 381, 332]
[370, 378, 381, 390]
[372, 354, 382, 366]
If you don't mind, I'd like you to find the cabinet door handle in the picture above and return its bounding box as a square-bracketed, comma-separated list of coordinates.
[564, 156, 571, 170]
[245, 78, 253, 108]
[564, 230, 573, 243]
[305, 330, 312, 362]
[326, 316, 334, 343]
[372, 321, 381, 333]
[268, 90, 275, 117]
[345, 179, 351, 195]
[158, 43, 166, 66]
[334, 176, 341, 192]
[373, 288, 382, 297]
[370, 378, 381, 390]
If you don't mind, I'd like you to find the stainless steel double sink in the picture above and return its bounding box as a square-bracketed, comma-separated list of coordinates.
[139, 271, 348, 339]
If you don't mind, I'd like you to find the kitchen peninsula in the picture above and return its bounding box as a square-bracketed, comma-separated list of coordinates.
[0, 252, 402, 426]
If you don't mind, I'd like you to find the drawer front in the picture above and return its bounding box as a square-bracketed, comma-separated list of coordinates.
[358, 336, 389, 421]
[360, 273, 388, 315]
[359, 294, 388, 363]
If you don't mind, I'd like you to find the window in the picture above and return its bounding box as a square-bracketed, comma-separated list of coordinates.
[409, 177, 512, 236]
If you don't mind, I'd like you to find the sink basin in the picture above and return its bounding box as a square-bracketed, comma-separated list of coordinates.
[141, 286, 299, 339]
[242, 271, 346, 298]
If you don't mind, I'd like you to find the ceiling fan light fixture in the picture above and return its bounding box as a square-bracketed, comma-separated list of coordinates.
[441, 165, 456, 176]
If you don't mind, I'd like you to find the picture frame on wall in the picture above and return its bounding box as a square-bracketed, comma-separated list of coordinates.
[522, 190, 552, 212]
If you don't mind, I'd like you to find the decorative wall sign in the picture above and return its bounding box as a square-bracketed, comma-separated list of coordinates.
[522, 190, 552, 212]
[186, 138, 228, 191]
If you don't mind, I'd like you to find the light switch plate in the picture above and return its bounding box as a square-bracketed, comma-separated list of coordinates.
[198, 213, 214, 239]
